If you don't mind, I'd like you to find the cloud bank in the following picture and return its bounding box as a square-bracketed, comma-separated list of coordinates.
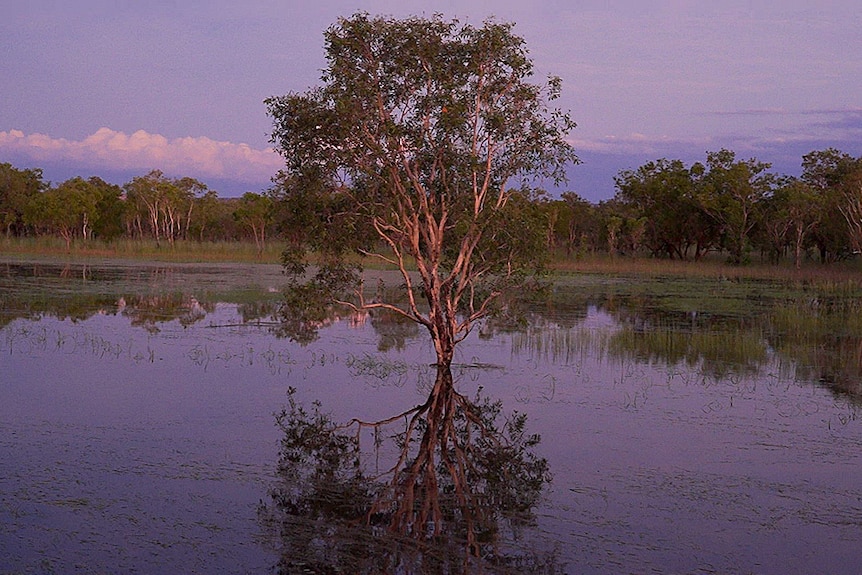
[0, 127, 283, 185]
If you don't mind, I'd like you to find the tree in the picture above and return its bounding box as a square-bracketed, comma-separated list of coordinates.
[801, 149, 860, 262]
[764, 179, 822, 268]
[265, 12, 574, 559]
[25, 177, 100, 250]
[0, 163, 45, 237]
[698, 149, 775, 264]
[614, 158, 712, 260]
[233, 191, 273, 254]
[189, 189, 223, 241]
[553, 192, 599, 257]
[124, 170, 169, 245]
[267, 13, 577, 367]
[754, 187, 792, 264]
[88, 176, 125, 241]
[838, 169, 862, 254]
[124, 170, 206, 245]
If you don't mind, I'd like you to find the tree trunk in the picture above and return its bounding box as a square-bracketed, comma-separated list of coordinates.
[794, 223, 804, 270]
[429, 301, 455, 367]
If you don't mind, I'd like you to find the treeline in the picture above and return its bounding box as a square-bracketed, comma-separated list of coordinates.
[2, 146, 861, 265]
[0, 167, 274, 252]
[540, 147, 862, 267]
[606, 148, 862, 267]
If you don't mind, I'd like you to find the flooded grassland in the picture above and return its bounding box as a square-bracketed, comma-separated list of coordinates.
[1, 257, 861, 574]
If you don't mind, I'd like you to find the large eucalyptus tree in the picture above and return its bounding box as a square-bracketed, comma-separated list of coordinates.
[266, 12, 577, 367]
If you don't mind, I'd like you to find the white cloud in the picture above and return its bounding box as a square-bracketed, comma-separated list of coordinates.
[569, 133, 712, 155]
[0, 127, 283, 183]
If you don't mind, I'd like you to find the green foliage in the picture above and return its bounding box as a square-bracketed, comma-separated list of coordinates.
[0, 162, 45, 237]
[232, 191, 273, 254]
[90, 177, 126, 240]
[614, 158, 716, 259]
[801, 149, 862, 262]
[124, 170, 207, 245]
[549, 191, 601, 256]
[24, 176, 105, 249]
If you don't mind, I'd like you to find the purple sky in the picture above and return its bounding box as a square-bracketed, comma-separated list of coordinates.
[2, 1, 861, 202]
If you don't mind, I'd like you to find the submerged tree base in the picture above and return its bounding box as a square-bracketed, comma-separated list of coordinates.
[258, 365, 561, 574]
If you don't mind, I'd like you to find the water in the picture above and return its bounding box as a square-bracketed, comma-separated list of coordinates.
[1, 260, 860, 574]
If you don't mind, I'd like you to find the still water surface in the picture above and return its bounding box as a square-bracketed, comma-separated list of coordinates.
[1, 260, 860, 574]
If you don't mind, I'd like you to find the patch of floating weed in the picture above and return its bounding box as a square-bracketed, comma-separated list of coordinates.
[346, 353, 410, 384]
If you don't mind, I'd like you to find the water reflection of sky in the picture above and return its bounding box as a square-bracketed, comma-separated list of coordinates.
[2, 296, 861, 574]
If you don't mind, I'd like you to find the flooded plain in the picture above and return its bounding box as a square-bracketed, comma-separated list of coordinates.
[1, 257, 861, 574]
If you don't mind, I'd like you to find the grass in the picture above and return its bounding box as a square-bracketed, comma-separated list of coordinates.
[551, 251, 862, 287]
[0, 236, 285, 264]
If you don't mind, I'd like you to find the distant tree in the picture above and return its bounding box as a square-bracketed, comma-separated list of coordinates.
[0, 163, 45, 237]
[25, 177, 100, 250]
[124, 170, 169, 244]
[233, 191, 273, 254]
[124, 170, 206, 245]
[89, 177, 125, 240]
[189, 189, 223, 241]
[155, 176, 206, 244]
[765, 179, 822, 268]
[698, 149, 775, 264]
[554, 191, 599, 256]
[838, 169, 862, 255]
[614, 158, 712, 259]
[605, 214, 623, 256]
[801, 148, 860, 190]
[754, 186, 792, 264]
[801, 148, 861, 262]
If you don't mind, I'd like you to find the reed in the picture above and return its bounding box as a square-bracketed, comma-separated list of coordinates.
[551, 252, 862, 288]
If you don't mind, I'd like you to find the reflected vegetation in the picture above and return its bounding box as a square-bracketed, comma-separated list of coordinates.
[519, 276, 862, 407]
[4, 260, 862, 407]
[0, 260, 283, 330]
[768, 300, 862, 405]
[119, 293, 214, 332]
[258, 366, 561, 575]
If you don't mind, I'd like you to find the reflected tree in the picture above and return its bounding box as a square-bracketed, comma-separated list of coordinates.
[121, 293, 213, 332]
[259, 367, 558, 574]
[369, 307, 421, 352]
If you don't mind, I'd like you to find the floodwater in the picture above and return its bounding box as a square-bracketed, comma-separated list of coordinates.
[1, 259, 861, 574]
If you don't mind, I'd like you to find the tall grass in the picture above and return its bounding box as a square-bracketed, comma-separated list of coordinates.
[551, 252, 862, 289]
[0, 236, 284, 264]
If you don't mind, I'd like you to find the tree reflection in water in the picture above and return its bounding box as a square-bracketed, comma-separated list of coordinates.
[258, 365, 561, 574]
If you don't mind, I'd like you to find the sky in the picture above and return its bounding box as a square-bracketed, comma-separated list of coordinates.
[2, 0, 861, 202]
